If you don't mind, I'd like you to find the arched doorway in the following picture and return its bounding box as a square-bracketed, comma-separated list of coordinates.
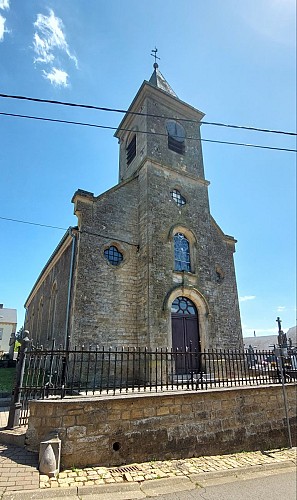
[171, 296, 201, 373]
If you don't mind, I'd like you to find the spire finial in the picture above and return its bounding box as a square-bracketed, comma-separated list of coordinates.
[151, 46, 160, 68]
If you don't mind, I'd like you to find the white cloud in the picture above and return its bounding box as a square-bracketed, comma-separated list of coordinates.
[33, 33, 55, 64]
[33, 9, 78, 67]
[0, 1, 10, 43]
[42, 68, 69, 87]
[0, 0, 10, 10]
[277, 306, 285, 312]
[0, 13, 6, 41]
[239, 295, 256, 302]
[33, 9, 78, 86]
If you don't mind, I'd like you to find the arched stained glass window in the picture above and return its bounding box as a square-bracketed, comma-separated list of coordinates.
[174, 233, 191, 272]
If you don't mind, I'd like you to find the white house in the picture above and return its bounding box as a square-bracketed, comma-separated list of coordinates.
[0, 304, 17, 357]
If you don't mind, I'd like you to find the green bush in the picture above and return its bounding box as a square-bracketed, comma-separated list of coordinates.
[0, 367, 16, 393]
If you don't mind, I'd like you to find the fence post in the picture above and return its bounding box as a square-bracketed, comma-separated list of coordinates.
[6, 334, 31, 429]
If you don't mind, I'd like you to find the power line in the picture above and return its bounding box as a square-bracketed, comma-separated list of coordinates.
[80, 229, 138, 247]
[0, 111, 296, 153]
[0, 92, 296, 137]
[0, 216, 138, 246]
[0, 216, 66, 230]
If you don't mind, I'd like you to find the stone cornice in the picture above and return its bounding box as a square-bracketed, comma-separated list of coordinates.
[135, 157, 210, 187]
[115, 81, 205, 140]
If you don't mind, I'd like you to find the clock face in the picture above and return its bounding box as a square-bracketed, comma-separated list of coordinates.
[166, 120, 186, 142]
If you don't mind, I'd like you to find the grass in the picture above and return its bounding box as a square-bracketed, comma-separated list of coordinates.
[0, 367, 16, 394]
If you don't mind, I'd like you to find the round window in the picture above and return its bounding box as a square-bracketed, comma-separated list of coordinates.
[104, 246, 123, 266]
[171, 189, 186, 207]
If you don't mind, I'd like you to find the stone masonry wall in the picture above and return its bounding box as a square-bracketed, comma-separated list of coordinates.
[25, 236, 73, 348]
[137, 160, 242, 349]
[71, 179, 140, 347]
[27, 384, 296, 469]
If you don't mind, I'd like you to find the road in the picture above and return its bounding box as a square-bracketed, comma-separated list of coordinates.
[141, 469, 296, 500]
[2, 465, 296, 500]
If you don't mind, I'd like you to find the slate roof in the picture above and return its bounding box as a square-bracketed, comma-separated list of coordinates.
[148, 64, 178, 98]
[0, 307, 17, 324]
[243, 335, 279, 350]
[243, 328, 297, 350]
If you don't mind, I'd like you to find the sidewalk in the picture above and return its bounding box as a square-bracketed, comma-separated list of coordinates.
[0, 443, 39, 495]
[0, 444, 296, 499]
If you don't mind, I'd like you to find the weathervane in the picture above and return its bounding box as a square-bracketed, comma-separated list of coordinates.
[151, 47, 160, 68]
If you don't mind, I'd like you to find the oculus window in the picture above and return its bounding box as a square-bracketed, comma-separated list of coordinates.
[126, 135, 136, 166]
[174, 233, 191, 272]
[171, 189, 186, 207]
[104, 246, 123, 266]
[166, 120, 185, 155]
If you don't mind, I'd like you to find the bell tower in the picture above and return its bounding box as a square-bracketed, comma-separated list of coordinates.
[115, 62, 206, 183]
[114, 60, 242, 350]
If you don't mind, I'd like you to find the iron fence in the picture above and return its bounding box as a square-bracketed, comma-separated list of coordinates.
[7, 339, 297, 427]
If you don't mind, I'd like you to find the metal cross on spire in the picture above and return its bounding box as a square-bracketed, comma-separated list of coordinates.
[151, 47, 160, 68]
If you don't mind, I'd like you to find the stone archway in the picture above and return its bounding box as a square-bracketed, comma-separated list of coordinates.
[164, 286, 210, 353]
[171, 296, 200, 373]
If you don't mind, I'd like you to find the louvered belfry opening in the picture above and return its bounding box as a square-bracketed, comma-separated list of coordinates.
[126, 135, 136, 165]
[168, 135, 185, 154]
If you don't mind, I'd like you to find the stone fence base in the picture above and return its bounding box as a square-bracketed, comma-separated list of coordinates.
[26, 384, 297, 469]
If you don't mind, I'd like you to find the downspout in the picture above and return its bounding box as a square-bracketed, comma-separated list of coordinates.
[64, 227, 77, 350]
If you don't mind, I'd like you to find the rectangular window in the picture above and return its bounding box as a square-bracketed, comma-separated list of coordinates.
[0, 328, 3, 340]
[126, 135, 136, 166]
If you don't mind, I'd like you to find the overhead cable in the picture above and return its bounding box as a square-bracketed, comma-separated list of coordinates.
[0, 111, 296, 153]
[0, 92, 296, 137]
[0, 216, 138, 246]
[0, 216, 66, 230]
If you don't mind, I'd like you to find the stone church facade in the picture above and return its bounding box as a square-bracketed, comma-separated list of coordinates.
[25, 64, 243, 352]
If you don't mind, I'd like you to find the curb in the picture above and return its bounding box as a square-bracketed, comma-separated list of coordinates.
[2, 460, 296, 500]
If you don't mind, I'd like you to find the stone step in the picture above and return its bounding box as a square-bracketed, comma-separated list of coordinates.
[0, 426, 27, 447]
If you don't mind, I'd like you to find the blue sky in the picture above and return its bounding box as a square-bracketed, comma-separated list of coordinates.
[0, 0, 296, 337]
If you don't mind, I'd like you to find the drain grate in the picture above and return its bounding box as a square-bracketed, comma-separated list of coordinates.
[112, 465, 141, 473]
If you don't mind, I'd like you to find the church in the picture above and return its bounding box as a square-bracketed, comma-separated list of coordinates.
[25, 62, 243, 353]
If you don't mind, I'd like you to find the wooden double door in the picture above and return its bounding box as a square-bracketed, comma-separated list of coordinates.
[171, 297, 200, 374]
